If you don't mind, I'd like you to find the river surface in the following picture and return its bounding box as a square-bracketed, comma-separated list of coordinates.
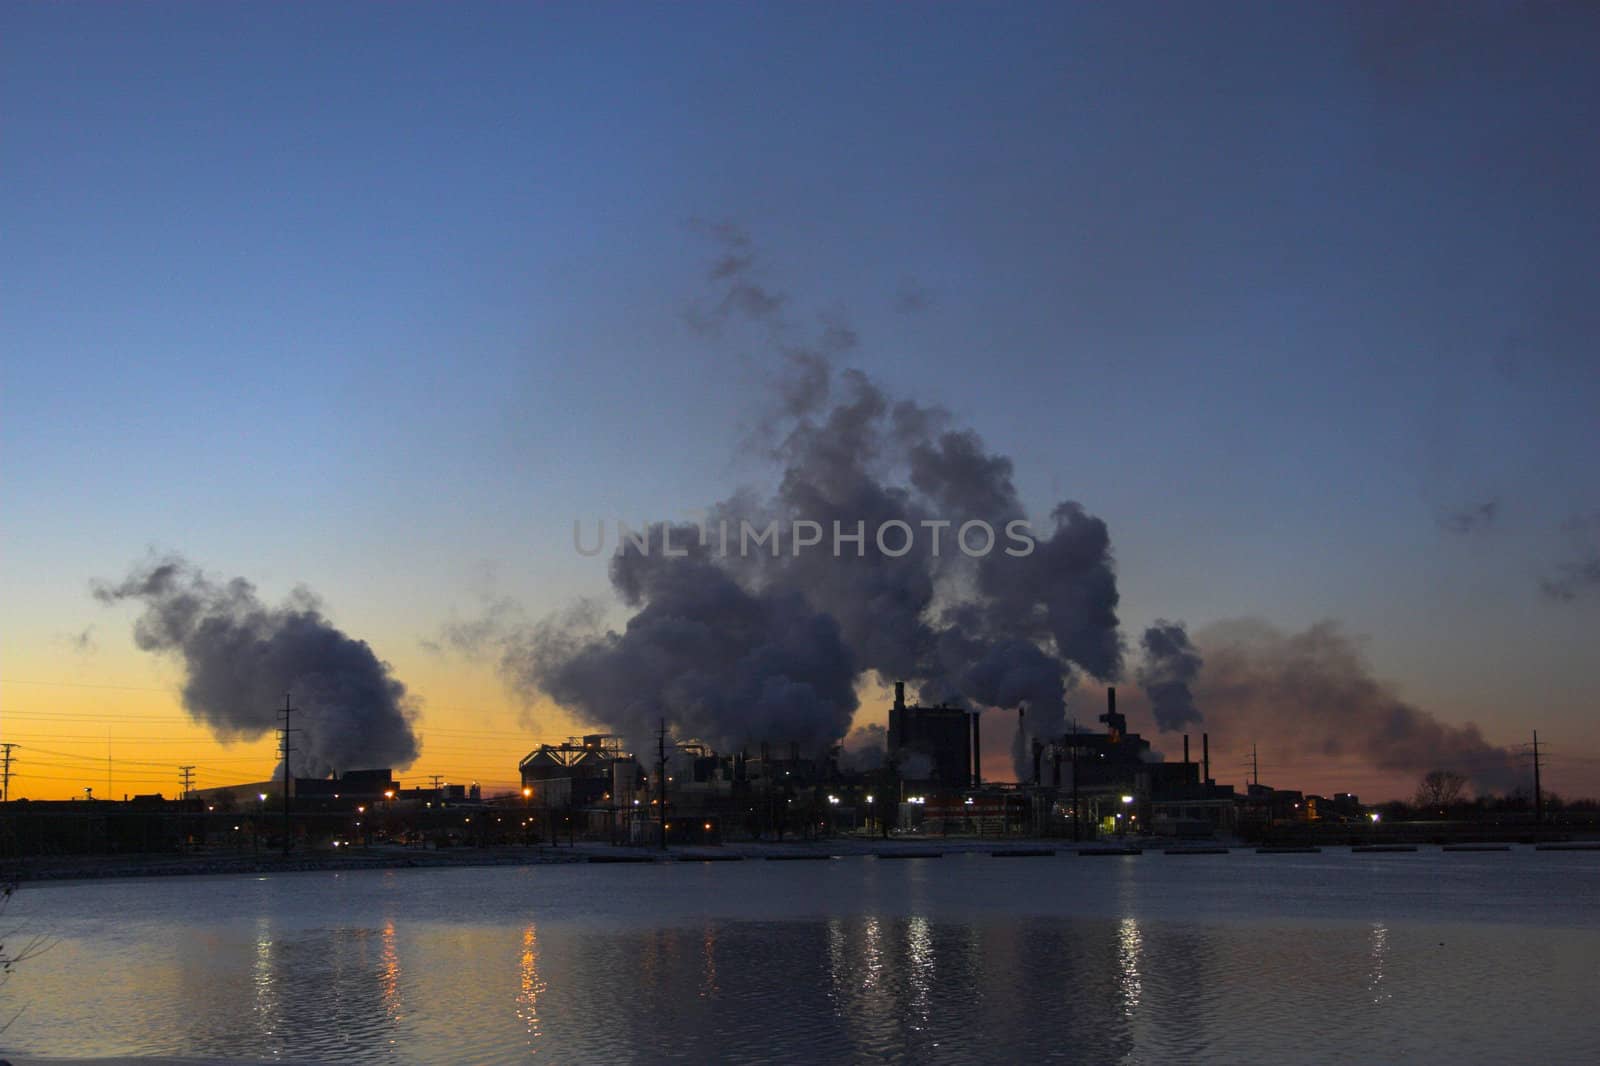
[3, 848, 1598, 1063]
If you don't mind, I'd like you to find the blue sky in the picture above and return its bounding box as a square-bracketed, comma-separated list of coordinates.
[4, 3, 1597, 792]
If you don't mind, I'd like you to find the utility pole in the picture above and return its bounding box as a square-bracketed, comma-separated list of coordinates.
[1, 743, 15, 803]
[1069, 719, 1081, 842]
[178, 765, 195, 799]
[1532, 730, 1544, 825]
[429, 774, 445, 792]
[1249, 744, 1260, 787]
[657, 718, 668, 851]
[277, 693, 297, 855]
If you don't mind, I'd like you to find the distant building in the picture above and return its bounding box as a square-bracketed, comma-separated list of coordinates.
[194, 768, 402, 812]
[887, 682, 977, 788]
[396, 783, 479, 806]
[293, 768, 398, 808]
[1242, 783, 1306, 823]
[519, 734, 641, 836]
[1033, 689, 1238, 837]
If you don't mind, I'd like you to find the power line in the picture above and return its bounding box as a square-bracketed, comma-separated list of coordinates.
[658, 717, 668, 852]
[278, 693, 298, 856]
[1533, 729, 1544, 825]
[0, 678, 174, 693]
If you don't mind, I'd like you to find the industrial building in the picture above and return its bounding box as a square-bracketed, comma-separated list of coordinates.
[191, 768, 404, 811]
[887, 682, 981, 788]
[518, 734, 643, 838]
[1018, 688, 1238, 837]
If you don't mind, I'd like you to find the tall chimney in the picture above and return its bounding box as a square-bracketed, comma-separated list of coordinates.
[1202, 733, 1210, 785]
[894, 681, 905, 711]
[1184, 735, 1190, 765]
[1031, 739, 1043, 786]
[971, 712, 981, 788]
[1101, 686, 1124, 741]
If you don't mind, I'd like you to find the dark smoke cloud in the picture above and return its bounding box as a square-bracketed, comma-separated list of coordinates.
[1137, 621, 1203, 732]
[893, 279, 934, 314]
[479, 228, 1124, 769]
[684, 219, 786, 334]
[55, 625, 98, 655]
[94, 557, 420, 778]
[519, 534, 859, 755]
[1436, 499, 1498, 535]
[1540, 512, 1600, 602]
[841, 722, 887, 771]
[1190, 619, 1521, 794]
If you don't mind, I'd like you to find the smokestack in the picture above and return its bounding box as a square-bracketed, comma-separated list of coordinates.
[1100, 685, 1124, 741]
[894, 681, 905, 711]
[971, 712, 981, 788]
[1202, 732, 1210, 784]
[1184, 735, 1190, 765]
[1031, 739, 1043, 786]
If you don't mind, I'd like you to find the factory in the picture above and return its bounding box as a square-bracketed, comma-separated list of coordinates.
[1023, 687, 1239, 838]
[518, 734, 642, 839]
[501, 684, 1242, 843]
[888, 682, 981, 788]
[19, 684, 1268, 858]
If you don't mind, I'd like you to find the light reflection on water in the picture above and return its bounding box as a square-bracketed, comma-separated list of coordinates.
[1117, 916, 1142, 1018]
[516, 924, 543, 1052]
[252, 914, 276, 1040]
[1368, 921, 1390, 1006]
[5, 853, 1599, 1064]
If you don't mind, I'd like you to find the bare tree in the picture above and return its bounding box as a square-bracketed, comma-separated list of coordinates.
[1413, 769, 1470, 812]
[2, 881, 53, 1032]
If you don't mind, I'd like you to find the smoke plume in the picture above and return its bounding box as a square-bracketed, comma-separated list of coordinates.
[841, 723, 888, 771]
[1541, 512, 1600, 602]
[1190, 620, 1521, 794]
[489, 225, 1124, 770]
[522, 535, 860, 755]
[1436, 500, 1498, 536]
[95, 557, 420, 778]
[1137, 621, 1203, 732]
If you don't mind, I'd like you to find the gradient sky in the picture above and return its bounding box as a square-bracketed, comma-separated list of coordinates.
[4, 2, 1598, 801]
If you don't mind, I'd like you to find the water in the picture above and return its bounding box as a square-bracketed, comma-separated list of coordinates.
[4, 849, 1598, 1063]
